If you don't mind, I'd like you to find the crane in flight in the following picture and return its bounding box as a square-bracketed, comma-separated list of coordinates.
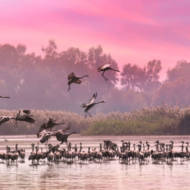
[38, 127, 72, 144]
[97, 63, 119, 81]
[0, 110, 35, 127]
[13, 110, 35, 124]
[37, 118, 65, 138]
[81, 92, 105, 117]
[67, 72, 88, 91]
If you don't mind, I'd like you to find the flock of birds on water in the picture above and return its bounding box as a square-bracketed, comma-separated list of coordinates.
[1, 140, 190, 167]
[1, 64, 190, 168]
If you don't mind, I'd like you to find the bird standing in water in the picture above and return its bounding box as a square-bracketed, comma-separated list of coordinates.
[97, 63, 119, 81]
[67, 72, 88, 91]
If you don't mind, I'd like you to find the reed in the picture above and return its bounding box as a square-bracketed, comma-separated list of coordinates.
[0, 106, 189, 135]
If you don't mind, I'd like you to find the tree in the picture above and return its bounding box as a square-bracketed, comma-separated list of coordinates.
[144, 60, 162, 91]
[42, 40, 57, 58]
[121, 63, 146, 91]
[121, 60, 162, 92]
[167, 60, 190, 81]
[153, 60, 190, 107]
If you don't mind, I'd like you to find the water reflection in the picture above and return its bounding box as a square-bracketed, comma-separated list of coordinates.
[0, 159, 190, 190]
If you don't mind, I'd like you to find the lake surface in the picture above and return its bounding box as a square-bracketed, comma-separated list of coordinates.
[0, 135, 190, 190]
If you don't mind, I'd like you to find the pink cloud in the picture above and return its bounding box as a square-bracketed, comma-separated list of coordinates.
[0, 0, 190, 78]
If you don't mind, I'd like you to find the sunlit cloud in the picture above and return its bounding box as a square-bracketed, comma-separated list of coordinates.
[0, 0, 190, 77]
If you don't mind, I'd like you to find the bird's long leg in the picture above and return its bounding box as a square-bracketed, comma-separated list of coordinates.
[14, 119, 18, 128]
[67, 84, 71, 91]
[14, 110, 20, 127]
[101, 71, 108, 81]
[45, 141, 48, 151]
[87, 111, 92, 117]
[84, 111, 91, 118]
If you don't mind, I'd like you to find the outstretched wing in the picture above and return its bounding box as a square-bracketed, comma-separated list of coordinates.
[54, 130, 64, 141]
[37, 123, 46, 137]
[47, 118, 64, 128]
[54, 130, 69, 143]
[40, 132, 53, 143]
[15, 115, 35, 123]
[0, 116, 11, 126]
[88, 92, 97, 105]
[37, 118, 64, 137]
[24, 116, 35, 123]
[101, 63, 111, 70]
[98, 64, 111, 71]
[53, 130, 76, 143]
[23, 110, 31, 114]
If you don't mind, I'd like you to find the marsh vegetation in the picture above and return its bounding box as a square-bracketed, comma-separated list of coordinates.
[0, 106, 190, 135]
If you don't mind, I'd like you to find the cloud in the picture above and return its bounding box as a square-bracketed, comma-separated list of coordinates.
[0, 0, 190, 74]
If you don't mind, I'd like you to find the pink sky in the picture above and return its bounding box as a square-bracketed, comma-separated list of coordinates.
[0, 0, 190, 77]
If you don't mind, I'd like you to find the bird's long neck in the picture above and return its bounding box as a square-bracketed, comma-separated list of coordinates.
[31, 144, 35, 152]
[95, 101, 104, 105]
[54, 122, 65, 126]
[79, 75, 88, 79]
[111, 68, 120, 72]
[1, 96, 10, 99]
[16, 110, 21, 119]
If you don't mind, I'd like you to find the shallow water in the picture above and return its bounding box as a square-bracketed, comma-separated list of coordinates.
[0, 135, 190, 190]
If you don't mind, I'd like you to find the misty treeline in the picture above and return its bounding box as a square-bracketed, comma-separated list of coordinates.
[0, 41, 190, 113]
[0, 40, 190, 135]
[0, 106, 190, 135]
